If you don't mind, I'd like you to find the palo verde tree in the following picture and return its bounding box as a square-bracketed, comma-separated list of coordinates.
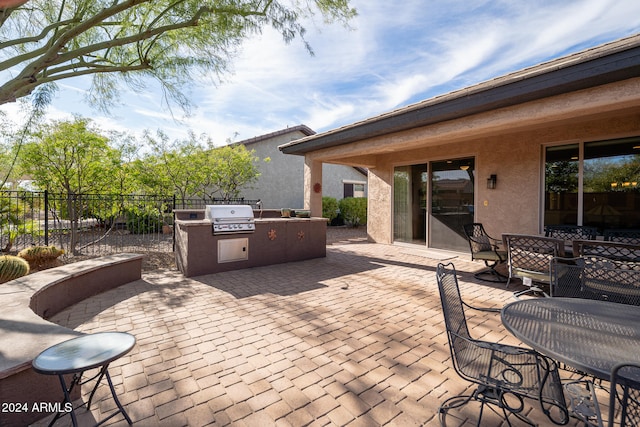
[203, 144, 262, 201]
[134, 130, 209, 204]
[18, 116, 123, 253]
[135, 131, 262, 206]
[0, 0, 356, 110]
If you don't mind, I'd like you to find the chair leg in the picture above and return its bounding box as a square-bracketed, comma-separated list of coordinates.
[473, 261, 507, 283]
[438, 386, 536, 427]
[513, 285, 549, 299]
[564, 379, 603, 427]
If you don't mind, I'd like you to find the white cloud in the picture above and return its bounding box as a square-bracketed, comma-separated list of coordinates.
[1, 0, 639, 145]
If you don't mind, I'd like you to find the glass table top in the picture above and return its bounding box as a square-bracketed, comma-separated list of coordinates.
[33, 332, 136, 375]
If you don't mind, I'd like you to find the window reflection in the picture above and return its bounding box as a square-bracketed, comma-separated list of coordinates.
[545, 137, 640, 234]
[583, 138, 640, 231]
[545, 144, 579, 226]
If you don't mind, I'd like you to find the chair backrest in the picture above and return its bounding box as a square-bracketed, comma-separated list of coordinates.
[549, 256, 640, 305]
[463, 223, 492, 254]
[604, 229, 640, 245]
[609, 363, 640, 427]
[544, 225, 597, 241]
[549, 257, 585, 298]
[573, 240, 640, 262]
[503, 234, 565, 279]
[436, 263, 471, 354]
[581, 256, 640, 305]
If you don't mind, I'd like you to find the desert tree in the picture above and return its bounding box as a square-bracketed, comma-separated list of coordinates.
[0, 0, 356, 110]
[18, 116, 122, 252]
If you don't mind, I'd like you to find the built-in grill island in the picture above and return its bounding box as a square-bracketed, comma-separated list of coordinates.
[174, 205, 326, 277]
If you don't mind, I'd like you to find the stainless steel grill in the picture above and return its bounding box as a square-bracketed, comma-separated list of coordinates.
[205, 205, 255, 235]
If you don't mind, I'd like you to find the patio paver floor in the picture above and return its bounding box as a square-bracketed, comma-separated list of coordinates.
[32, 242, 592, 426]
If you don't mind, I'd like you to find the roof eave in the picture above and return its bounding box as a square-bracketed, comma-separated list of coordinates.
[280, 40, 640, 155]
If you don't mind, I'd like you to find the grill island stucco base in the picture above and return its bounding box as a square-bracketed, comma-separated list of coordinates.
[174, 211, 327, 278]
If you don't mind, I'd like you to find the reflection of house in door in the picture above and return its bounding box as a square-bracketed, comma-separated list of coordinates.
[394, 165, 427, 245]
[393, 158, 474, 252]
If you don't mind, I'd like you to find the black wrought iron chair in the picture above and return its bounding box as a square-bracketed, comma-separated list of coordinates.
[463, 223, 507, 283]
[609, 363, 640, 427]
[544, 225, 598, 241]
[573, 240, 640, 262]
[581, 256, 640, 306]
[549, 257, 585, 298]
[604, 228, 640, 245]
[436, 262, 569, 426]
[550, 255, 640, 305]
[503, 234, 565, 298]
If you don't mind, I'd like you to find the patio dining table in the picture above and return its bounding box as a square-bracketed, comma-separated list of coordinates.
[500, 298, 640, 381]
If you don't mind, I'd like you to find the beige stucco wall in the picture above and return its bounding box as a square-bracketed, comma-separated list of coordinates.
[365, 111, 640, 244]
[303, 78, 640, 247]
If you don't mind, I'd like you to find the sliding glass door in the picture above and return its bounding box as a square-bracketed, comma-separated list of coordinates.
[394, 158, 475, 251]
[430, 159, 475, 251]
[393, 165, 427, 244]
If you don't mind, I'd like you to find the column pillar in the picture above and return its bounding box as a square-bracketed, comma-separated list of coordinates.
[367, 162, 392, 244]
[304, 156, 323, 216]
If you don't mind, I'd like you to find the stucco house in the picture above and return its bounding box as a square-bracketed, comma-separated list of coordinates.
[279, 34, 640, 253]
[234, 125, 367, 210]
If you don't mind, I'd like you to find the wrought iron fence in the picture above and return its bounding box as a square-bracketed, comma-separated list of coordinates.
[174, 197, 261, 209]
[0, 191, 259, 260]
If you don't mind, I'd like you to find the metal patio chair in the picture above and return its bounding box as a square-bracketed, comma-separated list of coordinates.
[550, 255, 640, 305]
[503, 234, 565, 298]
[581, 256, 640, 306]
[604, 228, 640, 245]
[609, 363, 640, 427]
[573, 240, 640, 262]
[436, 262, 569, 426]
[544, 225, 598, 241]
[549, 257, 585, 298]
[463, 223, 507, 283]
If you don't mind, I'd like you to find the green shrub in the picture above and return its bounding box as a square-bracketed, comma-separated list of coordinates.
[322, 197, 339, 223]
[338, 197, 367, 227]
[0, 255, 30, 283]
[126, 209, 163, 234]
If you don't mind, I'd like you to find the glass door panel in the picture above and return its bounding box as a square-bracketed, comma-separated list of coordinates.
[583, 138, 640, 232]
[430, 158, 474, 251]
[545, 144, 579, 226]
[393, 165, 427, 244]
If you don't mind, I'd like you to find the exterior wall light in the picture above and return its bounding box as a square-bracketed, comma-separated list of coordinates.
[487, 174, 497, 189]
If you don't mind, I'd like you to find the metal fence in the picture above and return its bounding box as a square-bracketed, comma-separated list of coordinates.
[174, 197, 261, 209]
[0, 191, 259, 260]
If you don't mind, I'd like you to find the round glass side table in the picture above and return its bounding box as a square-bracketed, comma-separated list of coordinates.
[33, 332, 136, 427]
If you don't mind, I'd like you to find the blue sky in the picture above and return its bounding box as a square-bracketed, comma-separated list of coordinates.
[2, 0, 640, 145]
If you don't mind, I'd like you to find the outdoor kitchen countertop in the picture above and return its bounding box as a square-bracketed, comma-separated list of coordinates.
[175, 217, 326, 226]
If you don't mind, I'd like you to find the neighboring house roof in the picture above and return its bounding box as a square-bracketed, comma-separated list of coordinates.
[353, 167, 368, 177]
[231, 123, 368, 176]
[235, 124, 315, 147]
[279, 33, 640, 155]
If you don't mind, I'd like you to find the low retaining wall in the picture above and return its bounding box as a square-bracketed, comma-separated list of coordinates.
[0, 253, 144, 427]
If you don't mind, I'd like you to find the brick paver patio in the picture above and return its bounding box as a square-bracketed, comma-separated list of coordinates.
[33, 242, 589, 426]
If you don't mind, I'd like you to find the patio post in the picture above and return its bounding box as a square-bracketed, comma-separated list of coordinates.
[304, 156, 322, 217]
